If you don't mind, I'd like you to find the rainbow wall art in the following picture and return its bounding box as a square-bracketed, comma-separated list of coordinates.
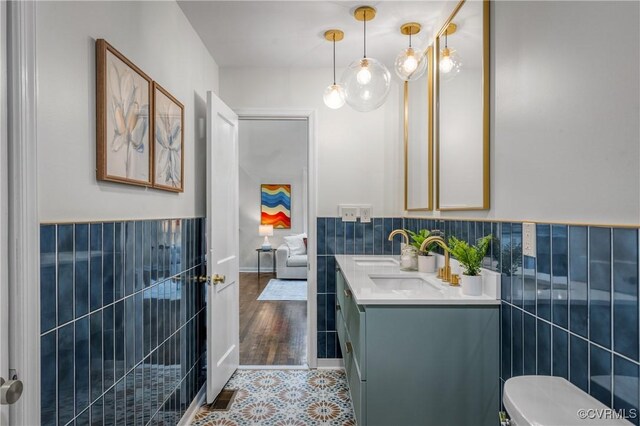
[261, 184, 291, 229]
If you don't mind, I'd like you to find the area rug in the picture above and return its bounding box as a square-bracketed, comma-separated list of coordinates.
[257, 279, 307, 301]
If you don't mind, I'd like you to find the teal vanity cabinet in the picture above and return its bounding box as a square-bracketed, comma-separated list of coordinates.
[336, 267, 500, 426]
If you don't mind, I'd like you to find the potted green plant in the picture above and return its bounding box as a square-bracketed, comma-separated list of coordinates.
[407, 229, 440, 273]
[448, 234, 492, 295]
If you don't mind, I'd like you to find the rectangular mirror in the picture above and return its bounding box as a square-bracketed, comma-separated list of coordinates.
[405, 46, 433, 211]
[436, 0, 490, 210]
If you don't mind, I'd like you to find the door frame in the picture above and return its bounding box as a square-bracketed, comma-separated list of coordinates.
[5, 1, 41, 424]
[234, 108, 318, 369]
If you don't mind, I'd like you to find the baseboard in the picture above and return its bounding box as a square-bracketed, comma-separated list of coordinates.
[178, 384, 206, 426]
[239, 364, 309, 370]
[316, 358, 344, 369]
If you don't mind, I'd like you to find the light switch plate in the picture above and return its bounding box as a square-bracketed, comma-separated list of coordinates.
[360, 205, 372, 223]
[523, 222, 536, 257]
[339, 205, 359, 222]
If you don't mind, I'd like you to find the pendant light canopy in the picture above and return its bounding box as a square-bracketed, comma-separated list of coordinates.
[394, 22, 427, 81]
[439, 23, 462, 81]
[341, 6, 391, 112]
[323, 29, 346, 109]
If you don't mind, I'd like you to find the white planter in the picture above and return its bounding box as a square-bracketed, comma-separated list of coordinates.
[461, 274, 483, 296]
[418, 255, 437, 273]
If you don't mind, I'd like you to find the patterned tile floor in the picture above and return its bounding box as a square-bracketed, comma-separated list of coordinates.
[191, 369, 356, 425]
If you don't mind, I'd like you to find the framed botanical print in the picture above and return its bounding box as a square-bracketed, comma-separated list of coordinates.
[96, 39, 153, 186]
[152, 82, 184, 192]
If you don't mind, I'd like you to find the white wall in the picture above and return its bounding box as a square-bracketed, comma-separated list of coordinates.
[219, 68, 404, 218]
[37, 1, 219, 222]
[239, 119, 308, 271]
[411, 0, 640, 226]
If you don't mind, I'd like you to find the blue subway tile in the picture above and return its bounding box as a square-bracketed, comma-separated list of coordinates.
[90, 223, 103, 312]
[373, 218, 384, 255]
[150, 221, 158, 282]
[135, 221, 144, 291]
[41, 331, 57, 426]
[325, 218, 336, 255]
[536, 224, 551, 321]
[570, 335, 589, 392]
[41, 225, 57, 333]
[536, 319, 551, 375]
[103, 304, 115, 389]
[569, 226, 589, 337]
[91, 396, 103, 426]
[500, 223, 512, 302]
[58, 225, 74, 325]
[58, 323, 74, 425]
[90, 311, 103, 402]
[614, 355, 639, 425]
[335, 218, 345, 255]
[103, 223, 115, 306]
[590, 344, 612, 406]
[103, 386, 116, 425]
[125, 296, 135, 370]
[364, 220, 374, 255]
[523, 256, 536, 314]
[317, 293, 326, 332]
[551, 225, 568, 329]
[511, 224, 523, 308]
[327, 331, 337, 358]
[523, 312, 536, 375]
[135, 292, 143, 363]
[317, 256, 327, 293]
[327, 293, 336, 332]
[552, 327, 568, 379]
[114, 223, 125, 300]
[326, 256, 336, 293]
[76, 409, 90, 426]
[613, 228, 639, 361]
[317, 218, 326, 255]
[317, 332, 327, 358]
[125, 369, 135, 425]
[114, 300, 125, 381]
[125, 222, 135, 296]
[345, 222, 355, 255]
[143, 221, 152, 287]
[392, 218, 403, 255]
[75, 224, 90, 318]
[590, 227, 612, 349]
[501, 303, 512, 380]
[75, 316, 90, 415]
[383, 218, 393, 255]
[355, 221, 364, 254]
[512, 308, 523, 376]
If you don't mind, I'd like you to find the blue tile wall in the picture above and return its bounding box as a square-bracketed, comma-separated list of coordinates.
[401, 218, 640, 423]
[316, 217, 404, 358]
[40, 218, 207, 426]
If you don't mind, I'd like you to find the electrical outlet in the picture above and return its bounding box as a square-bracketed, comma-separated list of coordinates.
[523, 222, 536, 257]
[360, 205, 372, 223]
[339, 205, 359, 222]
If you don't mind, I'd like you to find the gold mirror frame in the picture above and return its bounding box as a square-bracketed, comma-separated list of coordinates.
[435, 0, 490, 211]
[404, 46, 434, 211]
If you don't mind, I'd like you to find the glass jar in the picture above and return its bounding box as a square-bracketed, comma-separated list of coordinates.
[400, 245, 419, 271]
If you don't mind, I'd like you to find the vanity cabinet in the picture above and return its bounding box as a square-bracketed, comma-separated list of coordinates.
[336, 267, 499, 426]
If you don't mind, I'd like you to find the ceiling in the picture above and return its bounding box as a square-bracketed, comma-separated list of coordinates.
[178, 1, 455, 69]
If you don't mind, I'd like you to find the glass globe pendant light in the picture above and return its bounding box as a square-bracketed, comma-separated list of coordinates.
[341, 6, 391, 112]
[394, 22, 427, 81]
[439, 23, 462, 81]
[323, 29, 346, 109]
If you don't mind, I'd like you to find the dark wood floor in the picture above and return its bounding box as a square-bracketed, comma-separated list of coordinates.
[239, 272, 307, 366]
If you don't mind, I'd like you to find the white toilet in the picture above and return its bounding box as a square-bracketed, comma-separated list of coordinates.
[502, 375, 632, 425]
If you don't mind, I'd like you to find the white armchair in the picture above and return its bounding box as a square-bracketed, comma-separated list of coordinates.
[276, 244, 308, 280]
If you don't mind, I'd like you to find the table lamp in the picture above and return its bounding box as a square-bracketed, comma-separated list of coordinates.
[259, 225, 273, 250]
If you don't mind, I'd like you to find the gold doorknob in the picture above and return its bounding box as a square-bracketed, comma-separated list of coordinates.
[196, 275, 209, 284]
[211, 274, 226, 285]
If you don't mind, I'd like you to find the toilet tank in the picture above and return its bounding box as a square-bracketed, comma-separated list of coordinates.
[503, 376, 633, 425]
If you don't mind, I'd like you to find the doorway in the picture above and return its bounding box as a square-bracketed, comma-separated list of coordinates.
[236, 112, 316, 368]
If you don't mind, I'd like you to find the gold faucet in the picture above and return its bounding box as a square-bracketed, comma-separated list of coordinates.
[419, 236, 452, 283]
[387, 229, 410, 245]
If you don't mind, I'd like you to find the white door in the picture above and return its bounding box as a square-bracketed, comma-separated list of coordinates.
[205, 91, 240, 402]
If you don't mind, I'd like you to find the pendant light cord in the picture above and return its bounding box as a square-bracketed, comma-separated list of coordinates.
[445, 32, 448, 49]
[363, 10, 367, 58]
[332, 34, 336, 84]
[409, 29, 412, 48]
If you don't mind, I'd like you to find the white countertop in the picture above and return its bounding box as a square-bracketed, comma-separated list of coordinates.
[335, 255, 501, 306]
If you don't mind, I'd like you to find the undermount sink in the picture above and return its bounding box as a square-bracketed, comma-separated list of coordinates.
[369, 275, 444, 296]
[353, 257, 399, 267]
